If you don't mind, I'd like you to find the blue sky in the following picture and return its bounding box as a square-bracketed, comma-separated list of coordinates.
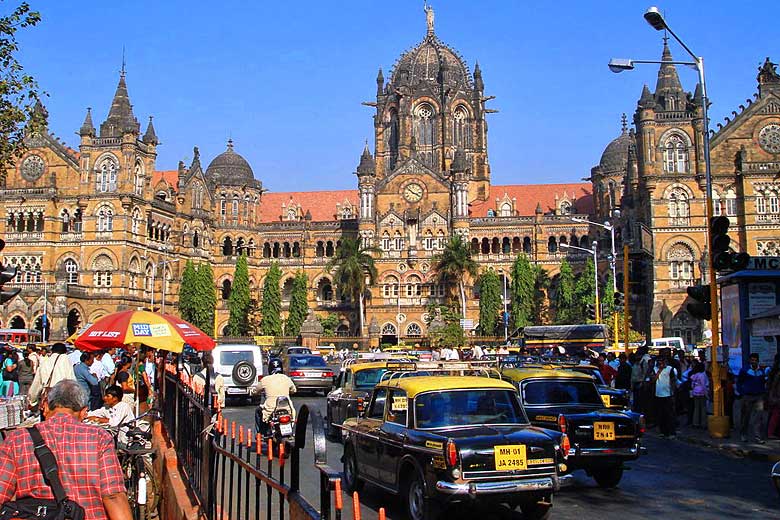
[16, 0, 780, 192]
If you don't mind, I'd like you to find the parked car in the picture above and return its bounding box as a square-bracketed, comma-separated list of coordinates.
[566, 364, 631, 409]
[212, 344, 265, 402]
[283, 354, 335, 395]
[502, 366, 645, 488]
[340, 375, 571, 520]
[326, 360, 415, 441]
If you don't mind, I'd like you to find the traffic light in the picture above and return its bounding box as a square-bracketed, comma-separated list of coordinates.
[0, 239, 20, 304]
[614, 291, 625, 313]
[710, 216, 751, 272]
[587, 304, 597, 321]
[686, 284, 712, 321]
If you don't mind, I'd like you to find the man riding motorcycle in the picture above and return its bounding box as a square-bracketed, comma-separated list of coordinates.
[255, 358, 296, 436]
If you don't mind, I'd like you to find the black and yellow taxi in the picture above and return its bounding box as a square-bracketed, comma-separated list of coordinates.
[325, 360, 415, 441]
[340, 375, 571, 520]
[567, 364, 631, 410]
[501, 366, 645, 488]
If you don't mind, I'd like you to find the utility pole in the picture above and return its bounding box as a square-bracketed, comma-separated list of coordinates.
[623, 243, 630, 354]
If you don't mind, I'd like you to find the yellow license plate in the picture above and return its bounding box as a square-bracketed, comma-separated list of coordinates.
[601, 394, 611, 407]
[494, 445, 527, 471]
[594, 421, 615, 441]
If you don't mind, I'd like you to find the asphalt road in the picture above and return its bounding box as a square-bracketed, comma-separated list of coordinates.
[221, 395, 779, 520]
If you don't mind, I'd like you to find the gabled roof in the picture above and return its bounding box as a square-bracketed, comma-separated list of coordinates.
[470, 183, 593, 217]
[259, 189, 359, 223]
[152, 170, 178, 190]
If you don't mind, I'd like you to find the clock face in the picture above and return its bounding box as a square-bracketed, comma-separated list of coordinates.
[21, 154, 45, 181]
[759, 123, 780, 154]
[403, 183, 424, 202]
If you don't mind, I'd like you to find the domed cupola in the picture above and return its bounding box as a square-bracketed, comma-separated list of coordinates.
[206, 139, 258, 187]
[598, 116, 633, 174]
[389, 4, 471, 89]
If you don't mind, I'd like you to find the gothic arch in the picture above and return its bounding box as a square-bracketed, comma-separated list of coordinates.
[656, 128, 693, 148]
[660, 236, 701, 260]
[661, 182, 695, 199]
[86, 248, 119, 270]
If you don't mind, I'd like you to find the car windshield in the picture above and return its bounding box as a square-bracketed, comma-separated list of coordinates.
[288, 347, 311, 355]
[220, 351, 254, 366]
[290, 355, 327, 368]
[415, 389, 527, 428]
[354, 368, 388, 389]
[522, 380, 603, 406]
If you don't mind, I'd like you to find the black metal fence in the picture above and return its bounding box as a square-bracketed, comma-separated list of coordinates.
[160, 361, 361, 520]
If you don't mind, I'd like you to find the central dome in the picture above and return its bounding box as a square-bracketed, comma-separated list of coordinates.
[599, 130, 632, 172]
[206, 140, 255, 186]
[389, 34, 472, 88]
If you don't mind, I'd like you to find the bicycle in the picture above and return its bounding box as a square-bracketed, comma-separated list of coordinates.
[109, 410, 161, 520]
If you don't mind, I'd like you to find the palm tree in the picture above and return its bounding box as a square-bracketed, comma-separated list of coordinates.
[432, 235, 479, 320]
[326, 237, 379, 337]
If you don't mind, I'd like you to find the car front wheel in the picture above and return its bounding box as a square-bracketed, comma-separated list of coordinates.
[518, 496, 552, 520]
[342, 445, 363, 494]
[404, 469, 438, 520]
[592, 466, 624, 488]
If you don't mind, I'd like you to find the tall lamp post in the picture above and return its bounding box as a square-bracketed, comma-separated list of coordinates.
[571, 216, 619, 347]
[609, 6, 725, 436]
[560, 241, 600, 323]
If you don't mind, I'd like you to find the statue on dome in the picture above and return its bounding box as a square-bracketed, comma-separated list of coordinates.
[424, 2, 434, 35]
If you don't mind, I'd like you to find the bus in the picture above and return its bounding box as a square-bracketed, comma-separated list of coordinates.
[0, 328, 42, 346]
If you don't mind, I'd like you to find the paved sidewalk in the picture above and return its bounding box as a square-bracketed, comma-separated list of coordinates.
[646, 423, 780, 462]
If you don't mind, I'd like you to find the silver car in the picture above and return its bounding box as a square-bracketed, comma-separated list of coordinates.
[284, 354, 335, 395]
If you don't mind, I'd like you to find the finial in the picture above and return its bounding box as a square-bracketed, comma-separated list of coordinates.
[424, 1, 435, 36]
[621, 113, 628, 134]
[121, 45, 126, 77]
[227, 138, 234, 150]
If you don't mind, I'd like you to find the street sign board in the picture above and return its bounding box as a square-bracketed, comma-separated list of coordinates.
[254, 335, 274, 346]
[747, 256, 780, 270]
[459, 319, 474, 330]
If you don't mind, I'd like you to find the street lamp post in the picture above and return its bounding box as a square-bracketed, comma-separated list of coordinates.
[560, 241, 600, 323]
[610, 6, 726, 437]
[571, 216, 619, 347]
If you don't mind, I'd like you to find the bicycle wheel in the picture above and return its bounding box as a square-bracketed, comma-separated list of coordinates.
[122, 456, 160, 520]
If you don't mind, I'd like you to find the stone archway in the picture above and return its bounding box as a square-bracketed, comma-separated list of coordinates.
[9, 316, 25, 329]
[67, 309, 82, 336]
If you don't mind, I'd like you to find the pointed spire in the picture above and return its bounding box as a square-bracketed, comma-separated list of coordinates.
[376, 67, 384, 96]
[535, 202, 543, 215]
[653, 38, 685, 110]
[639, 84, 654, 108]
[100, 71, 139, 137]
[693, 82, 703, 103]
[143, 116, 158, 145]
[79, 107, 95, 137]
[30, 100, 48, 131]
[474, 61, 484, 91]
[356, 140, 375, 176]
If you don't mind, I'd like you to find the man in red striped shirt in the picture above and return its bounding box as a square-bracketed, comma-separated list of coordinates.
[0, 379, 132, 520]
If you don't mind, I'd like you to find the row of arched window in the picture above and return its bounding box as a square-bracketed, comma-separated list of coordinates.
[381, 274, 446, 299]
[148, 220, 172, 242]
[6, 211, 44, 233]
[219, 193, 260, 224]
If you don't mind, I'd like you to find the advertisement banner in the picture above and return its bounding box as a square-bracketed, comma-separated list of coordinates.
[720, 284, 742, 374]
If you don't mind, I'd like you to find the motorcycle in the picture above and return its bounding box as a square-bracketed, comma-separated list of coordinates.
[255, 395, 296, 446]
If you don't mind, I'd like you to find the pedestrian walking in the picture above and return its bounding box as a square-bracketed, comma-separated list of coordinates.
[654, 357, 677, 438]
[28, 342, 76, 409]
[736, 353, 768, 443]
[615, 353, 632, 390]
[690, 362, 709, 429]
[74, 353, 102, 411]
[0, 379, 132, 520]
[1, 348, 20, 396]
[17, 349, 35, 396]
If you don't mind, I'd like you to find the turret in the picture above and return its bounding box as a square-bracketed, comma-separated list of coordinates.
[79, 107, 95, 138]
[99, 70, 140, 137]
[143, 116, 158, 145]
[757, 57, 780, 97]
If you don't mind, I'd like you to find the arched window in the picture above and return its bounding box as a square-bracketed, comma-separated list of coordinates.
[247, 238, 255, 257]
[97, 157, 117, 192]
[381, 323, 397, 336]
[144, 263, 154, 292]
[325, 241, 334, 257]
[221, 279, 232, 300]
[222, 237, 233, 256]
[318, 278, 333, 301]
[502, 237, 511, 254]
[663, 134, 689, 173]
[193, 183, 203, 209]
[406, 274, 421, 297]
[92, 254, 114, 287]
[340, 206, 353, 219]
[437, 230, 445, 250]
[382, 232, 391, 251]
[128, 257, 140, 290]
[383, 275, 399, 298]
[394, 231, 404, 251]
[523, 236, 532, 254]
[770, 191, 780, 214]
[414, 103, 436, 168]
[453, 106, 471, 149]
[608, 181, 617, 210]
[232, 195, 239, 216]
[235, 237, 245, 256]
[387, 109, 400, 172]
[724, 188, 737, 217]
[96, 207, 113, 232]
[64, 258, 78, 285]
[667, 188, 690, 225]
[193, 231, 200, 248]
[423, 230, 434, 250]
[131, 208, 141, 234]
[548, 236, 557, 253]
[559, 200, 572, 215]
[220, 195, 226, 217]
[499, 203, 512, 217]
[406, 323, 423, 338]
[134, 161, 144, 195]
[757, 192, 767, 215]
[281, 278, 295, 302]
[315, 241, 325, 257]
[73, 208, 82, 232]
[287, 207, 297, 221]
[668, 243, 695, 284]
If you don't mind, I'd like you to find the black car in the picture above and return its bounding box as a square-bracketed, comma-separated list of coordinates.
[341, 375, 571, 520]
[503, 367, 645, 488]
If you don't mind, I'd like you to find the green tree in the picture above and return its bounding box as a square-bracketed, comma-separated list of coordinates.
[531, 265, 550, 325]
[226, 254, 250, 336]
[510, 254, 535, 330]
[553, 259, 576, 324]
[318, 312, 340, 337]
[326, 237, 379, 336]
[432, 235, 479, 319]
[601, 271, 616, 322]
[0, 3, 44, 177]
[260, 263, 283, 336]
[192, 263, 215, 336]
[477, 269, 501, 336]
[285, 271, 309, 337]
[178, 259, 196, 322]
[431, 322, 466, 350]
[607, 311, 646, 344]
[574, 257, 598, 323]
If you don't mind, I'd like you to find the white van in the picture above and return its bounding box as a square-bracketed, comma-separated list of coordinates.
[650, 337, 686, 351]
[212, 344, 265, 402]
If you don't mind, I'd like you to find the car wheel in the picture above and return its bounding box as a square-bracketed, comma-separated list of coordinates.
[232, 361, 256, 387]
[518, 496, 552, 520]
[404, 468, 438, 520]
[342, 445, 363, 494]
[592, 466, 624, 488]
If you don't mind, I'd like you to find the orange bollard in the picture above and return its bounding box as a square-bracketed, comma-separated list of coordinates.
[239, 425, 244, 445]
[255, 434, 262, 455]
[334, 479, 343, 510]
[267, 439, 274, 461]
[222, 417, 228, 434]
[378, 508, 385, 520]
[279, 442, 286, 466]
[247, 429, 252, 448]
[352, 492, 361, 520]
[231, 421, 236, 440]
